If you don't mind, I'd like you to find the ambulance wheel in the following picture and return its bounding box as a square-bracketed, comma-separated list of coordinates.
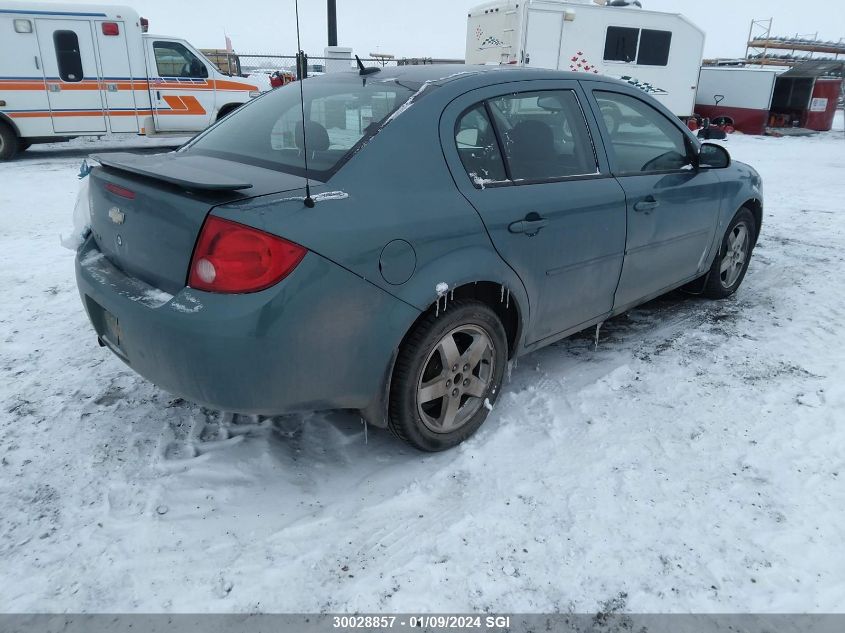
[0, 122, 19, 161]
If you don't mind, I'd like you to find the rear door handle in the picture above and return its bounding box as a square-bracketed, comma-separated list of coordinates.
[509, 215, 548, 236]
[634, 196, 660, 213]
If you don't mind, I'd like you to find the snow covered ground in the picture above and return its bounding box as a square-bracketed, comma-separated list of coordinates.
[1, 117, 844, 614]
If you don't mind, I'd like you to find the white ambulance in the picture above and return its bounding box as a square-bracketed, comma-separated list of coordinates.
[0, 2, 261, 159]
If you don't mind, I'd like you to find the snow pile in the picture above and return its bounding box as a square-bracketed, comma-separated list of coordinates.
[59, 178, 91, 251]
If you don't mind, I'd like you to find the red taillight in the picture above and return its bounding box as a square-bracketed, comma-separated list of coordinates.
[139, 17, 149, 32]
[101, 22, 119, 36]
[188, 216, 306, 294]
[105, 182, 136, 199]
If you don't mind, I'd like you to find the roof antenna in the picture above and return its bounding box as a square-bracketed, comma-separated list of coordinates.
[294, 0, 315, 208]
[356, 55, 380, 76]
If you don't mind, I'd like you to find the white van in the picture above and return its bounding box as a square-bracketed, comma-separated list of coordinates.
[465, 0, 705, 117]
[0, 2, 261, 159]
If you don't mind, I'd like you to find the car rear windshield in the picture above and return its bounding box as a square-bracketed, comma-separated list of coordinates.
[186, 76, 421, 180]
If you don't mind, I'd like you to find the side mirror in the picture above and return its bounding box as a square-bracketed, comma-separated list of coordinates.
[699, 142, 731, 169]
[456, 128, 480, 148]
[537, 95, 563, 111]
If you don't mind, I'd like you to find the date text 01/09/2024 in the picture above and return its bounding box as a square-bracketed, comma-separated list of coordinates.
[332, 615, 512, 629]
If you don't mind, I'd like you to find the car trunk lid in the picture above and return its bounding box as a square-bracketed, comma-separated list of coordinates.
[88, 152, 308, 295]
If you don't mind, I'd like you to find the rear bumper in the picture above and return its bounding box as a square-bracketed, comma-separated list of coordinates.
[75, 235, 418, 420]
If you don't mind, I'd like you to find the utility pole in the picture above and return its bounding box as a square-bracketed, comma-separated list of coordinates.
[327, 0, 338, 46]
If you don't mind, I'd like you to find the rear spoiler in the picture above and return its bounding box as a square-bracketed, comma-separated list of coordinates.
[90, 152, 253, 191]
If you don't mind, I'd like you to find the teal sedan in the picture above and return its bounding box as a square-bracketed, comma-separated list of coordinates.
[75, 65, 763, 451]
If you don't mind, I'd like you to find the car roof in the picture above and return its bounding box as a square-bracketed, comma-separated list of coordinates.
[348, 63, 619, 88]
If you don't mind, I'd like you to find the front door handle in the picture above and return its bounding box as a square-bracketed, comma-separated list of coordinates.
[634, 196, 660, 213]
[509, 214, 548, 236]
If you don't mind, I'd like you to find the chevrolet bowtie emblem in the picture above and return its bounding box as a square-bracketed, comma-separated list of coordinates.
[108, 207, 125, 225]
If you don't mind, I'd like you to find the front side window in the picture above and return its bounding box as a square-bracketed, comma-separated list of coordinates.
[53, 30, 83, 82]
[487, 90, 598, 182]
[455, 105, 507, 185]
[188, 77, 420, 179]
[594, 91, 691, 173]
[153, 41, 208, 78]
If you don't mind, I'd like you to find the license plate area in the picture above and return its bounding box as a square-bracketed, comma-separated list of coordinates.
[85, 295, 123, 350]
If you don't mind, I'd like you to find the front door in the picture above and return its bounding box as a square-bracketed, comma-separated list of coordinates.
[145, 39, 214, 132]
[589, 89, 722, 310]
[442, 81, 627, 345]
[35, 19, 106, 133]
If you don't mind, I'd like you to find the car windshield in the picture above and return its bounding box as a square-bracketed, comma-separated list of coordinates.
[186, 75, 421, 180]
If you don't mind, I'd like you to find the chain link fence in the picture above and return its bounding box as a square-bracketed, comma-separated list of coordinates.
[235, 53, 463, 77]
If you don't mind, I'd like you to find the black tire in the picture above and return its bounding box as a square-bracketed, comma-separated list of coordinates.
[0, 121, 19, 161]
[701, 207, 757, 299]
[389, 300, 507, 452]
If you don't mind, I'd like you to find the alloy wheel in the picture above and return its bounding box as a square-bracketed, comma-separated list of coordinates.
[720, 221, 750, 288]
[416, 325, 495, 434]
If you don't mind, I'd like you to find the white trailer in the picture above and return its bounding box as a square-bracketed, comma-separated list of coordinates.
[695, 67, 781, 135]
[0, 2, 261, 159]
[465, 0, 705, 117]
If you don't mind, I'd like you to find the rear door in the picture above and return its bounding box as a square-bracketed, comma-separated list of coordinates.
[145, 39, 214, 132]
[587, 88, 722, 310]
[93, 19, 139, 133]
[35, 19, 106, 132]
[441, 80, 627, 345]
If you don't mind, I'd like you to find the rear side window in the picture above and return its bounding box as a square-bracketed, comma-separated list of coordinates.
[487, 90, 598, 182]
[53, 30, 83, 82]
[455, 105, 507, 185]
[153, 41, 209, 78]
[594, 91, 691, 173]
[604, 27, 639, 63]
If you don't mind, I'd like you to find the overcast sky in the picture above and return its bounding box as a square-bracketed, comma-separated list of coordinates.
[41, 0, 845, 60]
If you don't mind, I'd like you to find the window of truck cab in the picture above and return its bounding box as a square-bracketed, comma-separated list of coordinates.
[153, 41, 209, 78]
